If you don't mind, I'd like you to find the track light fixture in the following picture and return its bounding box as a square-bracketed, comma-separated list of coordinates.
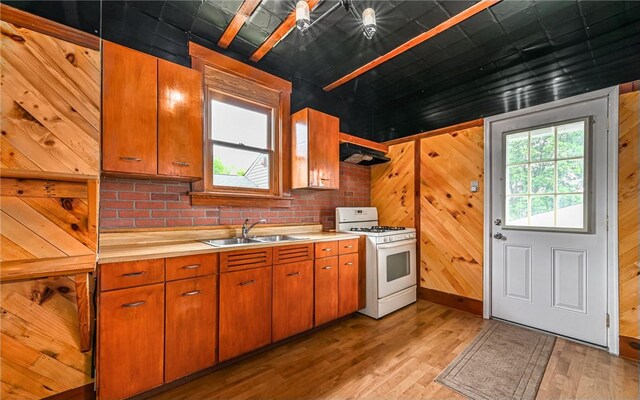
[296, 0, 377, 40]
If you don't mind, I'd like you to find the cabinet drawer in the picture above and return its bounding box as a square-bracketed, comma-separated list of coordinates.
[339, 239, 358, 254]
[220, 248, 272, 272]
[100, 259, 164, 291]
[314, 241, 338, 259]
[166, 254, 217, 281]
[273, 243, 313, 264]
[98, 283, 164, 400]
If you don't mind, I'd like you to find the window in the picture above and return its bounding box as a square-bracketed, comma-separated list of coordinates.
[503, 118, 590, 231]
[210, 95, 273, 191]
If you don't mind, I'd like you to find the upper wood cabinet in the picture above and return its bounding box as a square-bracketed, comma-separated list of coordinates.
[158, 59, 203, 178]
[291, 108, 340, 189]
[102, 41, 203, 179]
[103, 41, 158, 175]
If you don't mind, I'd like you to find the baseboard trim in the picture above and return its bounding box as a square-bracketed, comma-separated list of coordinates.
[418, 287, 483, 316]
[619, 335, 640, 362]
[43, 383, 95, 400]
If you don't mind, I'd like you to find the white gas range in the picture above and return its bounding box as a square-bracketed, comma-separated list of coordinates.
[336, 207, 417, 319]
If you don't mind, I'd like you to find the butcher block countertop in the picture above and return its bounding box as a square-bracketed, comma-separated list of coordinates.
[98, 224, 360, 264]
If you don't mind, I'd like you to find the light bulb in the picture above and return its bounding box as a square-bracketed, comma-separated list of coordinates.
[296, 1, 310, 34]
[362, 8, 376, 39]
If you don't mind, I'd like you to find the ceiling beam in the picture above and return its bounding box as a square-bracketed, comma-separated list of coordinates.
[323, 0, 501, 91]
[250, 0, 322, 63]
[218, 0, 262, 49]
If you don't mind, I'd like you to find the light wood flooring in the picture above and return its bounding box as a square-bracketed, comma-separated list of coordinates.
[152, 300, 638, 400]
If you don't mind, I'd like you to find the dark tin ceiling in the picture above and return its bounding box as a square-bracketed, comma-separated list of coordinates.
[8, 1, 640, 142]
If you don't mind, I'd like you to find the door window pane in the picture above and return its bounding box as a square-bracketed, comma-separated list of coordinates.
[503, 119, 588, 231]
[387, 252, 410, 282]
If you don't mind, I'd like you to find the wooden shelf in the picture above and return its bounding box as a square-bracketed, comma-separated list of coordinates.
[0, 255, 96, 283]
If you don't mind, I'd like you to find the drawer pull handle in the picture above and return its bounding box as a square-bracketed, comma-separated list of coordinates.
[182, 264, 201, 270]
[122, 271, 146, 277]
[344, 245, 353, 249]
[182, 290, 201, 297]
[122, 301, 145, 308]
[345, 262, 354, 266]
[320, 178, 330, 180]
[287, 272, 301, 277]
[322, 248, 332, 251]
[322, 266, 332, 270]
[239, 280, 256, 286]
[172, 161, 190, 167]
[119, 156, 142, 162]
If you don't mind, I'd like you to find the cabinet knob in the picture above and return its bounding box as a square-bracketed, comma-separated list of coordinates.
[172, 161, 190, 167]
[322, 248, 332, 251]
[344, 262, 354, 266]
[344, 245, 353, 249]
[181, 264, 201, 270]
[239, 279, 256, 286]
[182, 290, 202, 296]
[322, 266, 332, 270]
[287, 272, 301, 277]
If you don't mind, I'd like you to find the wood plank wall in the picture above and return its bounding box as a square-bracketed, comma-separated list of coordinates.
[419, 127, 484, 301]
[371, 142, 415, 228]
[618, 90, 639, 359]
[0, 16, 100, 398]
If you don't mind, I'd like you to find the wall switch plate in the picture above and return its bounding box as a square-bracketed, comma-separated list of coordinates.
[470, 180, 479, 192]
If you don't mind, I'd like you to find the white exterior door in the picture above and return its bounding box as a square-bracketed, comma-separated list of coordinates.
[490, 97, 609, 347]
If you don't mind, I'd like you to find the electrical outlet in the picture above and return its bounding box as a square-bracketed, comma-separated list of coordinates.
[470, 180, 479, 192]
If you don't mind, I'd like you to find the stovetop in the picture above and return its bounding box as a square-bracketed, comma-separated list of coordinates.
[350, 226, 407, 233]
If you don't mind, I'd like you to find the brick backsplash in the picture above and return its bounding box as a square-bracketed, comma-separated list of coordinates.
[100, 162, 371, 230]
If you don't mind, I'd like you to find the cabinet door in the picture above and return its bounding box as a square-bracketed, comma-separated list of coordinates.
[273, 261, 313, 341]
[98, 283, 164, 400]
[102, 41, 157, 174]
[165, 276, 216, 382]
[338, 253, 359, 317]
[314, 256, 338, 326]
[219, 266, 271, 362]
[308, 109, 339, 189]
[158, 59, 203, 178]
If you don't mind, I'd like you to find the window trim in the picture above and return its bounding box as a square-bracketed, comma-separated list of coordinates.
[188, 42, 293, 207]
[500, 116, 593, 233]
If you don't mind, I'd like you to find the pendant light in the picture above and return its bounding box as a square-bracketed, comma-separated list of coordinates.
[295, 0, 377, 40]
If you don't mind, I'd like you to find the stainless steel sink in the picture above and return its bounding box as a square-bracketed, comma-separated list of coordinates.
[201, 237, 261, 247]
[252, 235, 305, 243]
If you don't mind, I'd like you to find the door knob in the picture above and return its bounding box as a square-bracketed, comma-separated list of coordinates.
[493, 233, 504, 239]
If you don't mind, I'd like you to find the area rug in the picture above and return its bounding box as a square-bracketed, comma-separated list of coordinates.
[436, 321, 556, 400]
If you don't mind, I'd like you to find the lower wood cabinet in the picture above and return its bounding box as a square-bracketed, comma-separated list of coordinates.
[98, 283, 164, 400]
[338, 253, 359, 317]
[315, 256, 339, 326]
[165, 275, 217, 382]
[219, 266, 272, 362]
[273, 261, 314, 341]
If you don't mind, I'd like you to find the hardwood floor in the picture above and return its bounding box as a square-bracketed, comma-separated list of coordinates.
[152, 300, 638, 400]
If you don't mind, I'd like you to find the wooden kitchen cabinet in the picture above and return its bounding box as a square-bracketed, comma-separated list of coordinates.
[158, 59, 203, 178]
[102, 41, 158, 175]
[98, 283, 164, 400]
[314, 256, 339, 326]
[338, 253, 359, 317]
[219, 266, 272, 361]
[165, 276, 217, 382]
[291, 108, 340, 189]
[273, 260, 314, 341]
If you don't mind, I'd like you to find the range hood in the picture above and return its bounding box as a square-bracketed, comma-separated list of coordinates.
[340, 143, 390, 166]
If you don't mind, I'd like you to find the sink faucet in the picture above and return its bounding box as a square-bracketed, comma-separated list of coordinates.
[242, 218, 267, 239]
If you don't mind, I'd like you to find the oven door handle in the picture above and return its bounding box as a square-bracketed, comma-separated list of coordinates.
[377, 239, 416, 249]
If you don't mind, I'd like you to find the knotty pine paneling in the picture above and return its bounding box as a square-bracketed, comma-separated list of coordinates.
[371, 141, 415, 228]
[619, 91, 639, 340]
[419, 127, 484, 300]
[0, 21, 100, 176]
[0, 276, 93, 399]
